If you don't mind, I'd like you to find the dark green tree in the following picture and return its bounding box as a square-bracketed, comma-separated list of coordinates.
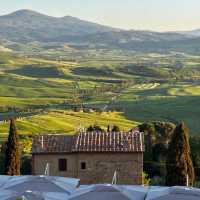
[190, 136, 200, 177]
[87, 124, 104, 132]
[166, 122, 195, 186]
[111, 125, 120, 132]
[139, 122, 175, 178]
[4, 119, 20, 175]
[21, 155, 31, 175]
[0, 142, 6, 174]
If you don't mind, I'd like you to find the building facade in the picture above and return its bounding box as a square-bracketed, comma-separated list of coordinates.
[32, 130, 144, 184]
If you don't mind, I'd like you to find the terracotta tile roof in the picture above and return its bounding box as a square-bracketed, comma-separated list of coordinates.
[32, 130, 144, 154]
[73, 131, 144, 152]
[32, 135, 74, 153]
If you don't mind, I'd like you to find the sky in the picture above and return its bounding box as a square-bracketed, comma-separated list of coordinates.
[1, 0, 200, 32]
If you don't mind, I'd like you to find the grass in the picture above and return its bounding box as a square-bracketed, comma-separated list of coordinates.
[1, 51, 200, 136]
[168, 84, 200, 96]
[114, 95, 200, 135]
[0, 110, 138, 139]
[0, 97, 64, 107]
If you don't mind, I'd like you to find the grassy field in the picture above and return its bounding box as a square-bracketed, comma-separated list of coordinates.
[1, 50, 200, 135]
[0, 110, 137, 140]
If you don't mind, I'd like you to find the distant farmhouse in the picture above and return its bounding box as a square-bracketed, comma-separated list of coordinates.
[32, 130, 144, 184]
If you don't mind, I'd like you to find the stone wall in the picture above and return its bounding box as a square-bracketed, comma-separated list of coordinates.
[32, 153, 78, 177]
[76, 152, 143, 184]
[32, 152, 143, 185]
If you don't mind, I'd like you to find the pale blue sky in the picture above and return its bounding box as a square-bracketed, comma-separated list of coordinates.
[1, 0, 200, 31]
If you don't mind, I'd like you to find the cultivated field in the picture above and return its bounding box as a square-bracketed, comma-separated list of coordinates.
[0, 49, 200, 137]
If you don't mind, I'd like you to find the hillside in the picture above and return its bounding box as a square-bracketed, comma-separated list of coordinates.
[0, 110, 136, 143]
[0, 51, 200, 135]
[0, 9, 198, 53]
[0, 9, 117, 42]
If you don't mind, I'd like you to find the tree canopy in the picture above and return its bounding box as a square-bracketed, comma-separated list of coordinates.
[166, 122, 195, 186]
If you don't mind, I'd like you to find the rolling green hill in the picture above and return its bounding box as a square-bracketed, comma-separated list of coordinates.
[0, 110, 137, 150]
[0, 51, 200, 136]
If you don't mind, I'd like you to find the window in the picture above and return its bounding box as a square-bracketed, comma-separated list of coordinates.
[81, 162, 86, 170]
[58, 159, 67, 171]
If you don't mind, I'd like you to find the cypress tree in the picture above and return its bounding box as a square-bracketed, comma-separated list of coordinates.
[107, 125, 110, 132]
[4, 118, 20, 175]
[166, 122, 195, 186]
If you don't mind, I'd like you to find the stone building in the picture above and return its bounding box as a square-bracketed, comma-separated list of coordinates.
[32, 130, 144, 184]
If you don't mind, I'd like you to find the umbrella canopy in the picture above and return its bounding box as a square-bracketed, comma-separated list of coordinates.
[69, 184, 147, 200]
[2, 175, 79, 194]
[8, 191, 44, 200]
[0, 190, 71, 200]
[0, 175, 79, 200]
[146, 186, 200, 200]
[116, 185, 148, 200]
[43, 192, 71, 200]
[0, 176, 13, 188]
[0, 190, 18, 200]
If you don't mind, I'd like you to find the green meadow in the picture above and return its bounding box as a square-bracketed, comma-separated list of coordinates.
[0, 110, 137, 142]
[0, 50, 200, 137]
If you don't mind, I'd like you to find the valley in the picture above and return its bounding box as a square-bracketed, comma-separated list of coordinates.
[0, 10, 200, 145]
[0, 48, 200, 140]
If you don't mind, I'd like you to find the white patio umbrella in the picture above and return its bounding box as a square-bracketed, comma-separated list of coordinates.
[146, 186, 200, 200]
[116, 185, 149, 200]
[0, 189, 18, 200]
[0, 175, 79, 200]
[2, 175, 79, 194]
[43, 192, 71, 200]
[0, 176, 13, 188]
[8, 190, 44, 200]
[0, 190, 71, 200]
[68, 184, 148, 200]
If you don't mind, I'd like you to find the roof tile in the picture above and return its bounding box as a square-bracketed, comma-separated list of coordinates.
[32, 129, 144, 154]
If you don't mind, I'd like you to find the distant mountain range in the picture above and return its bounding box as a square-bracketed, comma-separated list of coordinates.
[0, 9, 117, 42]
[1, 9, 200, 52]
[177, 29, 200, 37]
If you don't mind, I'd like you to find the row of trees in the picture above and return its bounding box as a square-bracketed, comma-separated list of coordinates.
[87, 124, 120, 132]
